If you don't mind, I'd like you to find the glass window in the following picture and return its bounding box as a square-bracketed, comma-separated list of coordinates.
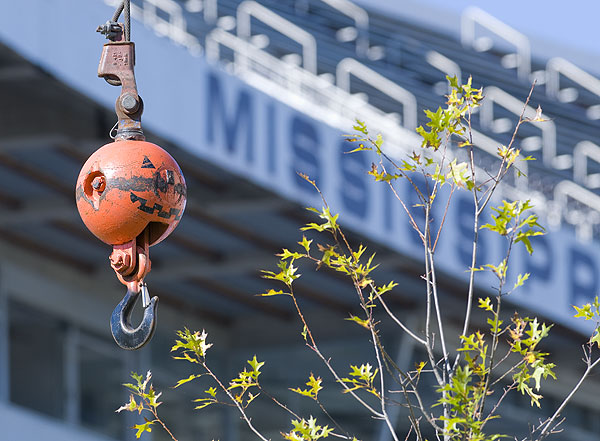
[9, 299, 65, 419]
[79, 333, 126, 440]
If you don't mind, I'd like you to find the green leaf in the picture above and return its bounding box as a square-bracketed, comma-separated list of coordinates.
[513, 273, 530, 290]
[301, 325, 308, 342]
[345, 315, 370, 329]
[248, 355, 265, 376]
[573, 304, 594, 320]
[478, 297, 493, 312]
[352, 120, 368, 135]
[283, 417, 334, 441]
[134, 420, 154, 438]
[590, 329, 600, 348]
[446, 159, 473, 190]
[290, 374, 323, 400]
[259, 289, 291, 297]
[171, 328, 213, 359]
[299, 236, 313, 253]
[174, 374, 199, 389]
[205, 387, 217, 398]
[446, 74, 459, 90]
[116, 395, 139, 413]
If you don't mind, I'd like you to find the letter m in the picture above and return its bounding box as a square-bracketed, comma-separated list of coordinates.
[206, 72, 254, 162]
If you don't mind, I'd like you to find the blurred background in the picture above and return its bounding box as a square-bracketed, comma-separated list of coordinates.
[0, 0, 600, 440]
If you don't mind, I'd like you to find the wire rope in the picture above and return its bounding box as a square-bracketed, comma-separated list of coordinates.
[110, 0, 131, 41]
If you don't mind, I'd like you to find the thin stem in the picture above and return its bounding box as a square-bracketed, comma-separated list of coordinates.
[386, 180, 425, 242]
[368, 321, 400, 441]
[456, 211, 479, 364]
[369, 283, 426, 346]
[454, 102, 481, 374]
[428, 252, 451, 378]
[479, 215, 517, 419]
[477, 81, 536, 215]
[202, 362, 270, 441]
[148, 407, 178, 441]
[432, 184, 456, 252]
[378, 335, 440, 435]
[537, 355, 600, 439]
[490, 359, 525, 387]
[480, 382, 516, 431]
[264, 384, 352, 440]
[289, 285, 385, 418]
[258, 385, 301, 420]
[423, 230, 444, 387]
[317, 399, 352, 440]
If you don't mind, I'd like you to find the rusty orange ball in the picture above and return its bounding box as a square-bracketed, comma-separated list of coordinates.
[76, 139, 186, 246]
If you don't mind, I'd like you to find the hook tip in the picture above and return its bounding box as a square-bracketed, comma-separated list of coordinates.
[111, 289, 158, 350]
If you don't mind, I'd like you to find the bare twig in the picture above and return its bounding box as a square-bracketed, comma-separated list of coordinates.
[536, 353, 600, 440]
[202, 362, 270, 441]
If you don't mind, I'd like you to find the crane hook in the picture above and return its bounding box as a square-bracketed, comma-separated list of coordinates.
[111, 283, 158, 350]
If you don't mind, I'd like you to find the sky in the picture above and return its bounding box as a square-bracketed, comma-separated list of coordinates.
[356, 0, 600, 75]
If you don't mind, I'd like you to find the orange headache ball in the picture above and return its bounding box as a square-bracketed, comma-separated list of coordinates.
[76, 139, 187, 246]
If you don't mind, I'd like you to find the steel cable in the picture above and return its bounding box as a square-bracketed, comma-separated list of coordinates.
[111, 0, 131, 41]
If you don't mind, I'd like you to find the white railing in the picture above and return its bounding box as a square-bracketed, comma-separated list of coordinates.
[554, 180, 600, 240]
[336, 58, 417, 129]
[461, 7, 530, 81]
[471, 128, 529, 191]
[205, 27, 600, 238]
[206, 29, 419, 156]
[573, 141, 600, 188]
[546, 57, 600, 120]
[237, 1, 318, 74]
[184, 0, 217, 23]
[320, 0, 369, 57]
[479, 86, 563, 169]
[425, 50, 462, 93]
[205, 28, 537, 208]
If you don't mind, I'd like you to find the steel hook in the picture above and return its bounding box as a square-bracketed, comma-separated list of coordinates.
[110, 284, 158, 350]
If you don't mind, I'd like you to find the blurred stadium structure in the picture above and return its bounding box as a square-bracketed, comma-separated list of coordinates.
[0, 0, 600, 440]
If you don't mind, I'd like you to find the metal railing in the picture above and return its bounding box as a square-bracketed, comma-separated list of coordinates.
[470, 128, 529, 191]
[320, 0, 369, 57]
[546, 57, 600, 120]
[479, 86, 561, 169]
[206, 28, 420, 156]
[184, 0, 218, 23]
[461, 7, 530, 81]
[336, 58, 417, 129]
[204, 26, 600, 240]
[573, 141, 600, 188]
[425, 50, 462, 93]
[204, 28, 540, 212]
[237, 0, 318, 74]
[554, 180, 600, 239]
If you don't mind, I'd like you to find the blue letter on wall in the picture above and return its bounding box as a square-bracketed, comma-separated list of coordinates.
[290, 114, 320, 192]
[206, 71, 254, 162]
[569, 248, 598, 305]
[456, 195, 487, 268]
[339, 139, 368, 218]
[524, 235, 552, 282]
[406, 175, 439, 246]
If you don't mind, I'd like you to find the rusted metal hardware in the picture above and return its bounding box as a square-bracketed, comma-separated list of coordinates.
[75, 139, 187, 247]
[73, 21, 187, 350]
[109, 228, 158, 350]
[97, 23, 144, 141]
[75, 139, 187, 350]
